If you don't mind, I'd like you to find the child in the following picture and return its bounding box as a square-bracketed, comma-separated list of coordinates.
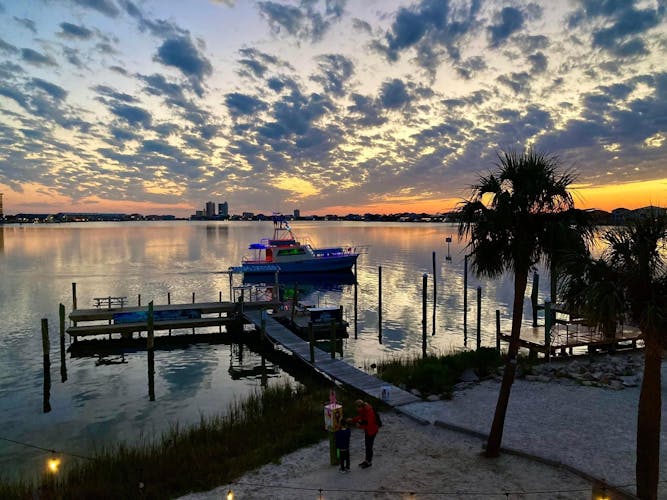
[334, 420, 351, 472]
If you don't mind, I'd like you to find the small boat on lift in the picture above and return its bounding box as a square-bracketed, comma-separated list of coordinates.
[237, 214, 359, 274]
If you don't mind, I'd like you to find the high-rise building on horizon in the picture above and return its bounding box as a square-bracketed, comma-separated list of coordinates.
[0, 193, 3, 219]
[218, 202, 228, 217]
[205, 201, 215, 217]
[293, 209, 300, 218]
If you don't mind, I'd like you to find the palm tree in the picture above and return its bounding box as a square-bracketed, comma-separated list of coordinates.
[457, 149, 587, 457]
[560, 211, 667, 499]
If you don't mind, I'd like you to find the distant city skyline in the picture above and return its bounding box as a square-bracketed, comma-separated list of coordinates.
[0, 1, 666, 217]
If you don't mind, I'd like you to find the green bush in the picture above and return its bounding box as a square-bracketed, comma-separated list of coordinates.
[377, 348, 502, 399]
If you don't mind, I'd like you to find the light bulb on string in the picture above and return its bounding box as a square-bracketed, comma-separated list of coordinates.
[47, 456, 61, 474]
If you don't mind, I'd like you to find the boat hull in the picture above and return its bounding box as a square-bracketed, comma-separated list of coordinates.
[241, 254, 358, 274]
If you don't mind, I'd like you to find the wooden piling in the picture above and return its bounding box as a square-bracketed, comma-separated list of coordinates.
[41, 318, 51, 413]
[147, 301, 155, 401]
[495, 309, 501, 352]
[261, 310, 266, 343]
[138, 294, 141, 307]
[531, 272, 539, 327]
[71, 282, 77, 327]
[229, 271, 233, 302]
[353, 262, 358, 339]
[290, 283, 298, 324]
[59, 303, 67, 382]
[308, 322, 315, 363]
[219, 291, 222, 334]
[432, 251, 436, 336]
[422, 273, 427, 359]
[544, 300, 552, 362]
[192, 292, 196, 335]
[330, 320, 336, 359]
[168, 292, 172, 336]
[476, 286, 482, 350]
[378, 266, 383, 342]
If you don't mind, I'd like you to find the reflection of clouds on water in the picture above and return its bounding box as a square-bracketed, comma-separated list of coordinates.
[157, 345, 219, 396]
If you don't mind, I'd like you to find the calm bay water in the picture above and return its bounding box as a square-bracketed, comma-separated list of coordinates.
[0, 221, 551, 478]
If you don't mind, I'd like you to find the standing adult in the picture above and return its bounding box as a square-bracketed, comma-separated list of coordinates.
[347, 399, 379, 468]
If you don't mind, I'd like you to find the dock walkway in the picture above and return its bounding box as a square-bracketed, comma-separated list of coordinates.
[243, 310, 419, 407]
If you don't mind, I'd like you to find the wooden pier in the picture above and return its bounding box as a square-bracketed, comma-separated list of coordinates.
[66, 300, 276, 340]
[243, 310, 420, 407]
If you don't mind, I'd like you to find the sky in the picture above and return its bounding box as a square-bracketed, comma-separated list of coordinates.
[0, 0, 666, 217]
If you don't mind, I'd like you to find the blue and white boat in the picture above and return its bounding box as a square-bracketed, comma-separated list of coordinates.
[238, 215, 359, 274]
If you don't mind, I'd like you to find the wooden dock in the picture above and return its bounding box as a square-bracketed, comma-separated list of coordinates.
[501, 330, 641, 358]
[66, 301, 276, 340]
[243, 310, 420, 407]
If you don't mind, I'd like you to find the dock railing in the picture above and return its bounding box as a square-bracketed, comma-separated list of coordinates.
[93, 296, 128, 309]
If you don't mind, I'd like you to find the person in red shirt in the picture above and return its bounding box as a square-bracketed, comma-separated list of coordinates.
[347, 399, 379, 468]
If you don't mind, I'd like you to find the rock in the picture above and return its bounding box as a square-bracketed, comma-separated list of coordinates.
[610, 380, 625, 391]
[453, 382, 474, 392]
[410, 388, 422, 397]
[620, 376, 639, 387]
[426, 394, 440, 402]
[536, 375, 552, 383]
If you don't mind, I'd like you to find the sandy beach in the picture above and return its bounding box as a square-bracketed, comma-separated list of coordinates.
[180, 354, 667, 500]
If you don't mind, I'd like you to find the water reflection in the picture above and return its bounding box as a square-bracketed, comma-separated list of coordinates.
[0, 221, 559, 478]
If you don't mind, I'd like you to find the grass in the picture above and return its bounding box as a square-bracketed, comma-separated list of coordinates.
[376, 347, 503, 399]
[0, 382, 348, 500]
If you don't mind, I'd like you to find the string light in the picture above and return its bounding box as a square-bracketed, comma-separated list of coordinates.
[47, 456, 61, 474]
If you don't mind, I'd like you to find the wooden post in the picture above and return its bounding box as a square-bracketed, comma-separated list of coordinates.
[432, 251, 436, 336]
[378, 266, 382, 343]
[544, 300, 552, 362]
[274, 271, 280, 304]
[42, 318, 51, 413]
[445, 236, 452, 261]
[308, 322, 315, 363]
[531, 272, 539, 327]
[495, 309, 501, 352]
[59, 303, 67, 383]
[229, 270, 233, 302]
[290, 283, 298, 324]
[71, 282, 77, 327]
[192, 292, 196, 335]
[138, 294, 141, 307]
[147, 301, 155, 401]
[330, 320, 336, 359]
[422, 273, 427, 358]
[476, 286, 482, 350]
[261, 310, 266, 344]
[463, 254, 469, 344]
[353, 262, 358, 339]
[168, 292, 172, 336]
[219, 291, 222, 334]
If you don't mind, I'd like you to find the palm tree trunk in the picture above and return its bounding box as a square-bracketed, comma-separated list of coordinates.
[486, 268, 529, 457]
[636, 333, 662, 500]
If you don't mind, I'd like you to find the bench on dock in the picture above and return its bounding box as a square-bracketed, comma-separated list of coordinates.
[93, 296, 128, 309]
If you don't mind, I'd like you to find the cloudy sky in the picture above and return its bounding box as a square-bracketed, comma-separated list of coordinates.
[0, 0, 666, 216]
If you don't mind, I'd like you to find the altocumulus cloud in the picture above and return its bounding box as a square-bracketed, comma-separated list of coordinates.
[154, 36, 212, 96]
